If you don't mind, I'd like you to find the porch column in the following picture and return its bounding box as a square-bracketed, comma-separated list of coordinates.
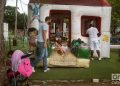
[71, 10, 81, 41]
[100, 7, 111, 58]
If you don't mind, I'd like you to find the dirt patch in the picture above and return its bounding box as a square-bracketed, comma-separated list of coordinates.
[23, 80, 120, 86]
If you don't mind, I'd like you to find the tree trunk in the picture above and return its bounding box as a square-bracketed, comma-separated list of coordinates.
[0, 1, 7, 86]
[0, 0, 6, 60]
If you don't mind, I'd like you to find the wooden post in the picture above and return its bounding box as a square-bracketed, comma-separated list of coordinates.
[13, 0, 18, 46]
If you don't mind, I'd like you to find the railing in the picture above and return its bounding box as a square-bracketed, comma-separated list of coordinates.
[110, 45, 120, 49]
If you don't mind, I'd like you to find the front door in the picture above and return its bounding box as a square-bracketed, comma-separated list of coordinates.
[49, 10, 71, 46]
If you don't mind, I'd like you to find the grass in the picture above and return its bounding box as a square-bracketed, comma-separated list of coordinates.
[5, 36, 28, 52]
[5, 37, 120, 80]
[30, 49, 120, 80]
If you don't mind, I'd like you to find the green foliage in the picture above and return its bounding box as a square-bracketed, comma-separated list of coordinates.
[4, 6, 15, 30]
[4, 6, 28, 30]
[108, 0, 120, 29]
[17, 13, 28, 29]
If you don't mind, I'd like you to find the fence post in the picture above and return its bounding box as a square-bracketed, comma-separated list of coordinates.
[9, 37, 11, 50]
[42, 81, 46, 86]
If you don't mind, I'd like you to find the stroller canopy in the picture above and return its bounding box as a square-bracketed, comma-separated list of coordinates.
[11, 50, 24, 72]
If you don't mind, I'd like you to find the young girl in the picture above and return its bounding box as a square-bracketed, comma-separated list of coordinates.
[28, 27, 38, 53]
[55, 39, 66, 57]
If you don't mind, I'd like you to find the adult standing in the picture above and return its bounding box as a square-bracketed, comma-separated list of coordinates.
[32, 16, 52, 72]
[86, 24, 101, 60]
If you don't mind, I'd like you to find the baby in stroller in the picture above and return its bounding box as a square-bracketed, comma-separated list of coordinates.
[7, 50, 33, 86]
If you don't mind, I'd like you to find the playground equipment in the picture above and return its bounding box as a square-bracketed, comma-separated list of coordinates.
[29, 0, 112, 58]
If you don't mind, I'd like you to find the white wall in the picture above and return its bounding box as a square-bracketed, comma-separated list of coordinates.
[101, 7, 111, 32]
[101, 32, 110, 58]
[39, 4, 111, 40]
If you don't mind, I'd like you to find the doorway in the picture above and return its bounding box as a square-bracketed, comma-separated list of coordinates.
[49, 10, 71, 46]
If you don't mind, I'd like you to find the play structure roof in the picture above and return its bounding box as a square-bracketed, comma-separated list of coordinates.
[30, 0, 111, 7]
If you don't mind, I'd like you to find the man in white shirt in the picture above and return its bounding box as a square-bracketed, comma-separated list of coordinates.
[86, 24, 101, 60]
[32, 16, 52, 72]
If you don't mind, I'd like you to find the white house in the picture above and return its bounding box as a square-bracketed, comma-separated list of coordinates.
[28, 0, 112, 58]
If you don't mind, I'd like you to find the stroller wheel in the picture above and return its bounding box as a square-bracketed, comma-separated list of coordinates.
[10, 78, 18, 86]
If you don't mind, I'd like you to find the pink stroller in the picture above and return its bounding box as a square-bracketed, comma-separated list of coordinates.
[7, 50, 33, 86]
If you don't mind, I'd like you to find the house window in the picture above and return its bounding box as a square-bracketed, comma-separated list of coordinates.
[81, 16, 101, 37]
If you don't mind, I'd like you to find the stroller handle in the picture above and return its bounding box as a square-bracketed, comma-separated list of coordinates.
[21, 53, 33, 59]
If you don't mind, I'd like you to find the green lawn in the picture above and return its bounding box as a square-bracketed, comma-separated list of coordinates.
[6, 38, 120, 80]
[30, 49, 120, 80]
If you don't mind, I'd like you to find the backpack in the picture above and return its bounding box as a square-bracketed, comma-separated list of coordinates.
[11, 50, 32, 78]
[17, 58, 32, 78]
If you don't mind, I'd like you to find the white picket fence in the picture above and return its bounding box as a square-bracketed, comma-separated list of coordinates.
[110, 45, 120, 49]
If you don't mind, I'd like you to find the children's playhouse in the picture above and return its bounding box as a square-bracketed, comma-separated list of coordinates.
[28, 0, 112, 67]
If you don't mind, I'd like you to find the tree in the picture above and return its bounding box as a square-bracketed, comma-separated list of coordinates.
[108, 0, 120, 34]
[4, 6, 15, 30]
[17, 13, 28, 30]
[0, 0, 6, 59]
[4, 6, 28, 31]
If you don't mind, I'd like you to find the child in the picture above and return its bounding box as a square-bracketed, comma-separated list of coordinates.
[28, 27, 38, 54]
[55, 27, 62, 41]
[55, 39, 66, 57]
